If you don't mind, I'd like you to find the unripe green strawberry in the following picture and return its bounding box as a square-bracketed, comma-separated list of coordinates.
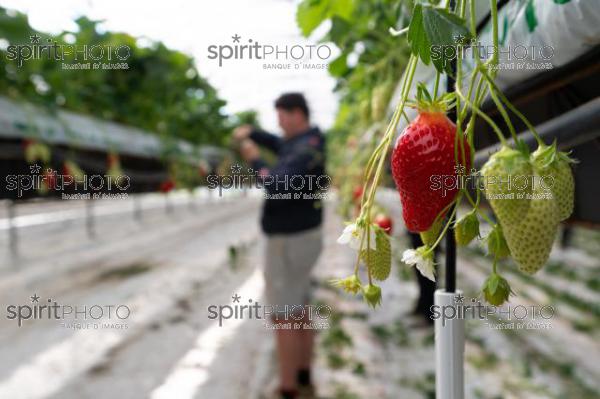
[503, 176, 560, 274]
[481, 273, 512, 306]
[419, 218, 443, 246]
[359, 98, 371, 122]
[481, 146, 533, 228]
[370, 81, 393, 121]
[454, 211, 479, 246]
[24, 140, 51, 164]
[486, 224, 510, 259]
[362, 284, 382, 308]
[360, 228, 391, 281]
[531, 143, 575, 221]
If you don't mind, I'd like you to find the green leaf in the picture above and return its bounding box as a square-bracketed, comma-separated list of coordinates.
[296, 0, 355, 37]
[329, 52, 349, 77]
[328, 16, 352, 44]
[0, 11, 32, 43]
[487, 225, 511, 259]
[297, 0, 328, 37]
[328, 0, 354, 21]
[407, 4, 430, 65]
[422, 7, 470, 74]
[407, 4, 470, 75]
[454, 211, 479, 246]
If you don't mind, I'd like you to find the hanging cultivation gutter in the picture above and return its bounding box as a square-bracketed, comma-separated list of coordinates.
[0, 96, 226, 165]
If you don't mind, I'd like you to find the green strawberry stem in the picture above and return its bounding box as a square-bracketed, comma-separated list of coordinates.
[433, 71, 441, 100]
[456, 86, 507, 145]
[425, 197, 460, 247]
[469, 0, 477, 34]
[425, 200, 460, 256]
[363, 56, 418, 214]
[366, 223, 373, 285]
[454, 34, 469, 182]
[488, 85, 517, 141]
[362, 55, 418, 196]
[356, 54, 418, 287]
[463, 0, 522, 147]
[462, 188, 496, 227]
[490, 0, 499, 66]
[353, 218, 369, 276]
[401, 110, 411, 123]
[479, 68, 544, 146]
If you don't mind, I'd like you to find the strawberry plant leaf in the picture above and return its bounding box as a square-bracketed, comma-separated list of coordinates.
[297, 0, 329, 37]
[297, 0, 355, 37]
[487, 225, 511, 259]
[407, 4, 471, 75]
[422, 7, 470, 75]
[407, 4, 431, 65]
[329, 52, 349, 77]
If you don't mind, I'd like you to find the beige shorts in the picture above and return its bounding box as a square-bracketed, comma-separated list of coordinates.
[264, 227, 322, 310]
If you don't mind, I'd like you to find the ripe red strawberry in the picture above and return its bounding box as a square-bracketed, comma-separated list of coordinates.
[106, 153, 123, 179]
[22, 138, 34, 149]
[391, 111, 470, 232]
[107, 153, 119, 168]
[44, 169, 57, 189]
[373, 213, 393, 235]
[160, 179, 175, 193]
[352, 185, 363, 204]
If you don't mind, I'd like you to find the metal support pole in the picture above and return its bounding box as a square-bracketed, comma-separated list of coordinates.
[435, 289, 465, 399]
[445, 24, 458, 294]
[436, 1, 464, 396]
[445, 207, 457, 292]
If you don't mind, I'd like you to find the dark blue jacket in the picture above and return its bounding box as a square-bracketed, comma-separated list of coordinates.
[250, 127, 326, 235]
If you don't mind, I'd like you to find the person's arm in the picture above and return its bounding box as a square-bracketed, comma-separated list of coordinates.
[239, 140, 271, 177]
[249, 129, 283, 153]
[261, 141, 325, 195]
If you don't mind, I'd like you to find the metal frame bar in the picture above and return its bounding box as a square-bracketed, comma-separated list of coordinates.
[475, 97, 600, 167]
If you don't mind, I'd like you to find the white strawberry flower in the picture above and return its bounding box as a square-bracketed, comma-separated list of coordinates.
[337, 222, 377, 250]
[402, 246, 435, 282]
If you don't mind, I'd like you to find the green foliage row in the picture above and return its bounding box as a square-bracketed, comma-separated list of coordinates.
[0, 7, 247, 149]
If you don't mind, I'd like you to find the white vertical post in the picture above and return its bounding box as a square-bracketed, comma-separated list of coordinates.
[133, 194, 142, 221]
[7, 200, 18, 257]
[85, 198, 95, 238]
[435, 289, 464, 399]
